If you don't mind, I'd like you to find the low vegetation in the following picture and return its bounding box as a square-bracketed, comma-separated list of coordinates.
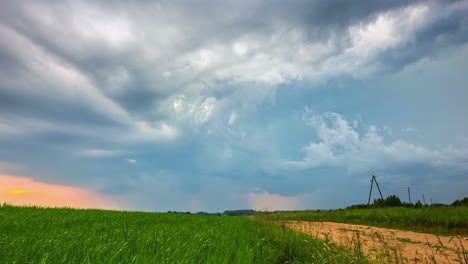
[2, 196, 466, 263]
[0, 204, 365, 264]
[261, 206, 468, 236]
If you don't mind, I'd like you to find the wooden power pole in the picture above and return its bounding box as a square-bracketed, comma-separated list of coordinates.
[408, 187, 412, 204]
[367, 175, 384, 207]
[374, 176, 384, 200]
[367, 176, 374, 206]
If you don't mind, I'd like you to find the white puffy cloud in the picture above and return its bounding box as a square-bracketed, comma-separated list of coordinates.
[321, 2, 468, 78]
[340, 4, 429, 71]
[165, 95, 217, 126]
[282, 110, 468, 175]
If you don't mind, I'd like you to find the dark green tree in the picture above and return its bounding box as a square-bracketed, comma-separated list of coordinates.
[451, 197, 468, 206]
[373, 195, 403, 208]
[415, 200, 423, 208]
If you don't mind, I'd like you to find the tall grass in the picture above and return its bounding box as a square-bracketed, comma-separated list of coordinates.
[0, 204, 366, 263]
[264, 207, 468, 235]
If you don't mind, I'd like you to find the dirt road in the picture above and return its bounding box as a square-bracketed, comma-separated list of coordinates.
[284, 221, 468, 264]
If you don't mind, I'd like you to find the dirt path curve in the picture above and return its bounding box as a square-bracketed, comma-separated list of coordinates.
[284, 221, 468, 264]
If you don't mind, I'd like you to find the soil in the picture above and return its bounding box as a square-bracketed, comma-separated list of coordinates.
[284, 221, 468, 264]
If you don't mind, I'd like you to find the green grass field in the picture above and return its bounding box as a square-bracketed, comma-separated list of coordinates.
[0, 204, 365, 264]
[262, 207, 468, 236]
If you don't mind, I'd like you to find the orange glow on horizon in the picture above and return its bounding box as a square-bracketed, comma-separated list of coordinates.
[6, 190, 35, 195]
[0, 174, 120, 210]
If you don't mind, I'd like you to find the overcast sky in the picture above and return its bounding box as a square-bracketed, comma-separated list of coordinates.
[1, 0, 467, 212]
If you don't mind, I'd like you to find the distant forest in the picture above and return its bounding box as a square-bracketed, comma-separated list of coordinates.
[166, 196, 468, 216]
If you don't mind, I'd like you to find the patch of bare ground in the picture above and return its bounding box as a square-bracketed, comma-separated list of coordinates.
[284, 221, 468, 264]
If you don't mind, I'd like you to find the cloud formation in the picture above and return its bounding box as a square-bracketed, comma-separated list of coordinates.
[1, 0, 466, 143]
[282, 110, 468, 176]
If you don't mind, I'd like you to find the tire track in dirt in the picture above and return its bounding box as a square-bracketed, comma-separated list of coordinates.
[284, 221, 468, 264]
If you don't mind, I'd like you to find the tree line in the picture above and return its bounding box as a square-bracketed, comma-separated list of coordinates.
[347, 195, 468, 209]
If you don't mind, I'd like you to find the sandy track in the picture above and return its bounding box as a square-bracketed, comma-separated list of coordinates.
[284, 221, 468, 264]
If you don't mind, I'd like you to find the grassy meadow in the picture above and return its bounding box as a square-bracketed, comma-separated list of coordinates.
[0, 204, 365, 264]
[262, 206, 468, 236]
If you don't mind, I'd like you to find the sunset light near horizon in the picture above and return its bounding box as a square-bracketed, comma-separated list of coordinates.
[0, 175, 119, 209]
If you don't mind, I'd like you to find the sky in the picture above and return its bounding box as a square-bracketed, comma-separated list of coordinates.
[0, 0, 468, 212]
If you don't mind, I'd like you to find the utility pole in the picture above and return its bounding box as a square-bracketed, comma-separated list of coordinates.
[408, 187, 412, 204]
[423, 194, 426, 206]
[374, 176, 384, 199]
[367, 176, 375, 207]
[367, 175, 384, 207]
